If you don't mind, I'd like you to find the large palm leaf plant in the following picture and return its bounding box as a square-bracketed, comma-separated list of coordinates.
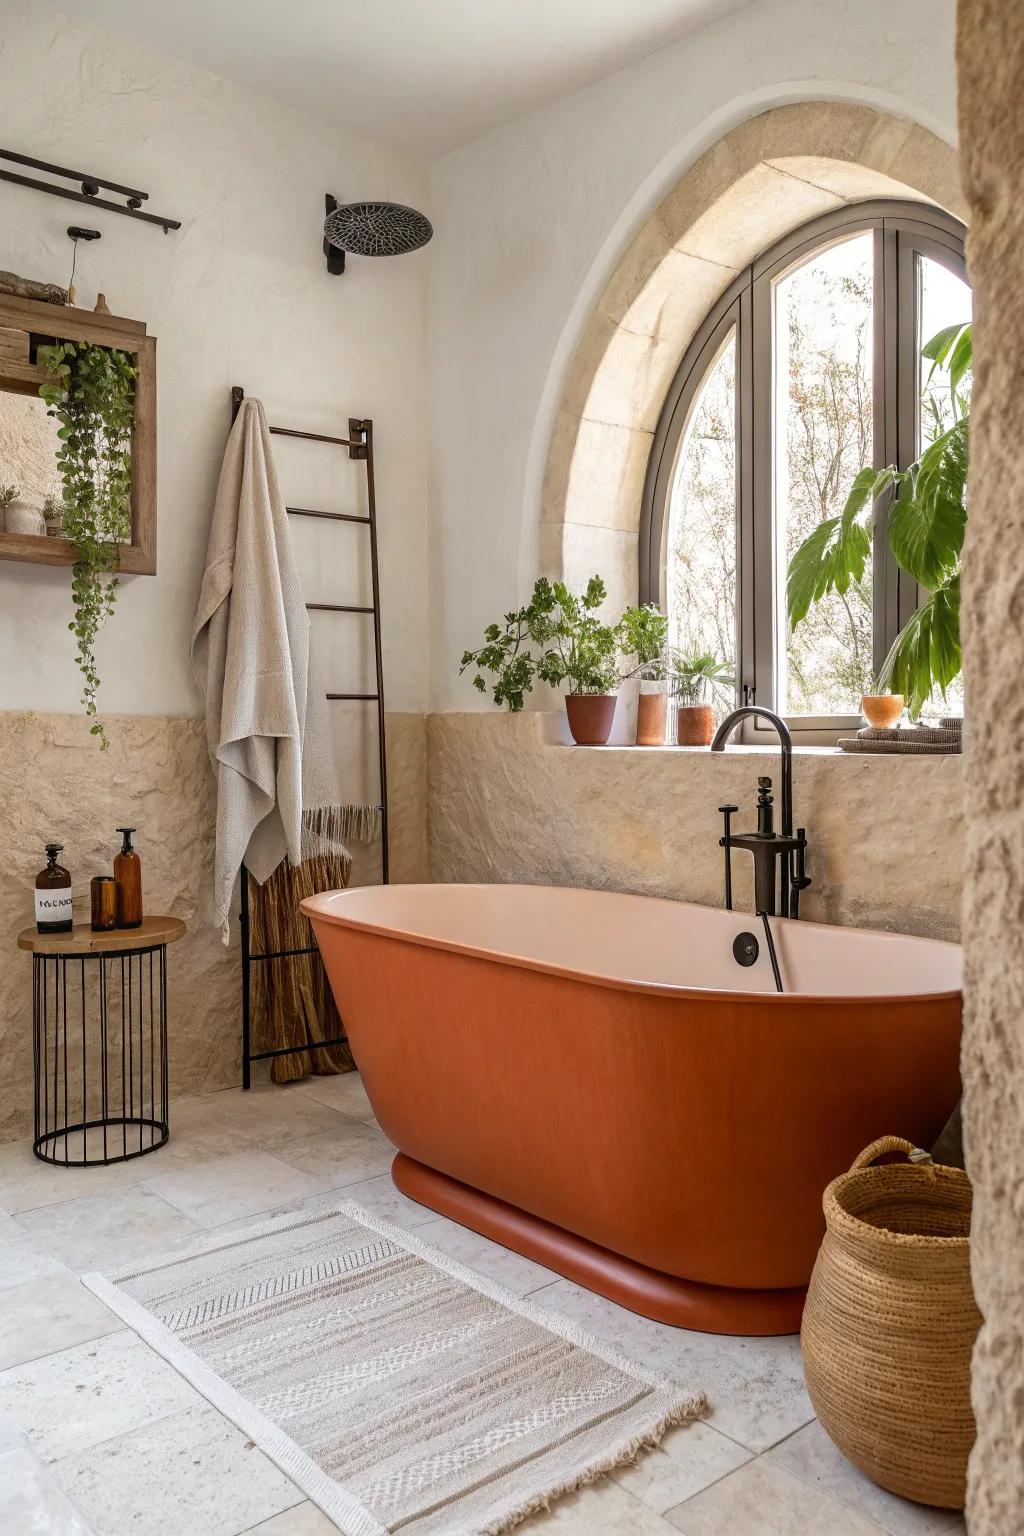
[787, 322, 970, 718]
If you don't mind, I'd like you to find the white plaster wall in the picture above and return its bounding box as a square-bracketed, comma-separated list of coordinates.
[427, 0, 958, 710]
[0, 0, 430, 743]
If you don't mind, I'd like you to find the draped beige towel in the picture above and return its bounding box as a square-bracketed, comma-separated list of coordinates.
[191, 398, 340, 935]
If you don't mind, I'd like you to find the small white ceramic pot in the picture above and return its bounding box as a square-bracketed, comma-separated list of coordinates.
[3, 498, 46, 536]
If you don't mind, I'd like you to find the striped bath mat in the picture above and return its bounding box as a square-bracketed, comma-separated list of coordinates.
[84, 1202, 705, 1534]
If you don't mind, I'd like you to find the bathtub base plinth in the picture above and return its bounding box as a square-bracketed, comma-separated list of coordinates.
[392, 1153, 805, 1337]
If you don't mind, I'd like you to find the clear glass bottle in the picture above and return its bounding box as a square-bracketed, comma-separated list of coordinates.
[35, 843, 72, 934]
[113, 827, 142, 929]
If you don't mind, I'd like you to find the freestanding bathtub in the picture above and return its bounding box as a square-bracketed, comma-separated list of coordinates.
[302, 883, 963, 1336]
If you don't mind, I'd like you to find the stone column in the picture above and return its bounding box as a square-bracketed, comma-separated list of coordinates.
[956, 3, 1024, 1528]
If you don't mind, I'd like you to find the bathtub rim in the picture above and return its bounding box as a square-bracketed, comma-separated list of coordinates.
[301, 883, 962, 1009]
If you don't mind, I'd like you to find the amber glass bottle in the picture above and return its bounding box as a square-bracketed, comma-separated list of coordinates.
[35, 843, 73, 933]
[113, 827, 143, 928]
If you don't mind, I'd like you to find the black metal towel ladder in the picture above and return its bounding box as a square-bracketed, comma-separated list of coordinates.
[230, 385, 389, 1089]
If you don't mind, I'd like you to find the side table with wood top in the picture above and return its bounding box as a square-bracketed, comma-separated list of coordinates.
[17, 916, 185, 1166]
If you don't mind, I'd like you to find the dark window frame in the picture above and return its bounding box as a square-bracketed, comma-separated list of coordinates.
[640, 199, 968, 742]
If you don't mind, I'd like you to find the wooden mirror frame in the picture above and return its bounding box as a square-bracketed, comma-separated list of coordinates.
[0, 294, 156, 574]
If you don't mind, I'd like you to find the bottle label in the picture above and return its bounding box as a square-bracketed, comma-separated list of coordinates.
[35, 890, 72, 923]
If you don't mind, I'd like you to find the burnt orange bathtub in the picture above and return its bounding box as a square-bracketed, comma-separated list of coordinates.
[301, 884, 962, 1336]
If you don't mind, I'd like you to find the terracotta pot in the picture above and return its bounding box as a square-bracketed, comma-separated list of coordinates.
[676, 703, 714, 747]
[635, 690, 668, 746]
[565, 693, 617, 746]
[861, 693, 904, 729]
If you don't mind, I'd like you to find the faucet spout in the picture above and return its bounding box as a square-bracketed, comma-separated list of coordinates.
[711, 706, 793, 837]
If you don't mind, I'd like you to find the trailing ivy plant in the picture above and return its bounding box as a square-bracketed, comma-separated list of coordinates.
[787, 322, 970, 718]
[460, 576, 620, 708]
[39, 341, 137, 748]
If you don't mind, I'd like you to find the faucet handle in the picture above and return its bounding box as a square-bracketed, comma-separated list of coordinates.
[718, 804, 739, 814]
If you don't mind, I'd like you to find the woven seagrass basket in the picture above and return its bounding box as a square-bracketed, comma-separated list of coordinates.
[801, 1135, 979, 1510]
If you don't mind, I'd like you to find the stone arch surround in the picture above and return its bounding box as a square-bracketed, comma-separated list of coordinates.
[539, 102, 965, 617]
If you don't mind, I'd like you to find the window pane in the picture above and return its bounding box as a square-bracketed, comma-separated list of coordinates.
[664, 330, 737, 697]
[774, 233, 874, 717]
[919, 255, 972, 450]
[917, 254, 972, 716]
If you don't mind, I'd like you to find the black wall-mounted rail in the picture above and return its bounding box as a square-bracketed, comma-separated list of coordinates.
[230, 385, 389, 1090]
[0, 147, 181, 232]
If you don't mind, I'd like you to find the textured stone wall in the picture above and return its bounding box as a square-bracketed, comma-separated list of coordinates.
[956, 3, 1024, 1526]
[428, 714, 963, 941]
[0, 710, 427, 1143]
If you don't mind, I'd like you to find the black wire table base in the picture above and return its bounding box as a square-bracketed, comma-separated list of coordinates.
[32, 943, 169, 1167]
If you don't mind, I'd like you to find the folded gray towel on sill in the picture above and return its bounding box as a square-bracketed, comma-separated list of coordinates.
[856, 724, 963, 743]
[839, 736, 962, 754]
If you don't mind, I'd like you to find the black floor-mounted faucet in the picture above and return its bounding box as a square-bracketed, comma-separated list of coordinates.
[711, 706, 811, 919]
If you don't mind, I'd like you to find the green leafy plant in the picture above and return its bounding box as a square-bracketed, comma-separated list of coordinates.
[460, 576, 620, 709]
[617, 603, 671, 681]
[534, 577, 620, 695]
[787, 322, 970, 718]
[42, 493, 65, 532]
[0, 483, 18, 513]
[671, 650, 735, 707]
[459, 597, 542, 710]
[39, 341, 137, 748]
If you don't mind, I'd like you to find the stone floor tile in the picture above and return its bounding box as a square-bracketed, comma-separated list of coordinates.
[53, 1402, 299, 1536]
[271, 1118, 395, 1188]
[415, 1214, 560, 1294]
[768, 1421, 967, 1535]
[610, 1420, 752, 1515]
[0, 1271, 119, 1370]
[290, 1071, 377, 1123]
[665, 1457, 888, 1534]
[0, 1420, 95, 1535]
[0, 1330, 200, 1463]
[15, 1185, 202, 1273]
[0, 1138, 139, 1215]
[141, 1149, 325, 1227]
[536, 1281, 813, 1453]
[0, 1211, 67, 1290]
[336, 1171, 437, 1229]
[516, 1476, 680, 1532]
[139, 1087, 349, 1175]
[240, 1503, 341, 1534]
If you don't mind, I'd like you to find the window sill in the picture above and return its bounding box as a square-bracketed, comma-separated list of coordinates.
[534, 709, 959, 758]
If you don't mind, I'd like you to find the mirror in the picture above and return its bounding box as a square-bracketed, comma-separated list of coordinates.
[0, 391, 64, 537]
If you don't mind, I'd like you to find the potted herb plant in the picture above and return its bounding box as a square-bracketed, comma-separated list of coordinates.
[42, 493, 65, 539]
[535, 577, 620, 744]
[672, 651, 735, 746]
[460, 575, 621, 744]
[788, 323, 970, 719]
[618, 602, 671, 745]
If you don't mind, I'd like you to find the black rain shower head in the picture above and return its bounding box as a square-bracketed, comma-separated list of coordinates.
[322, 195, 432, 273]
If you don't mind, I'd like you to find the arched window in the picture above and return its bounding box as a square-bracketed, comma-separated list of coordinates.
[640, 201, 970, 738]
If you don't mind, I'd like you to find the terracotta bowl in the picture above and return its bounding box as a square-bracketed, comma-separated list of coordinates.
[861, 694, 905, 729]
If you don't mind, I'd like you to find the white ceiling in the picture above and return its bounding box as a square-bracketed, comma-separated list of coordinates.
[63, 0, 748, 159]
